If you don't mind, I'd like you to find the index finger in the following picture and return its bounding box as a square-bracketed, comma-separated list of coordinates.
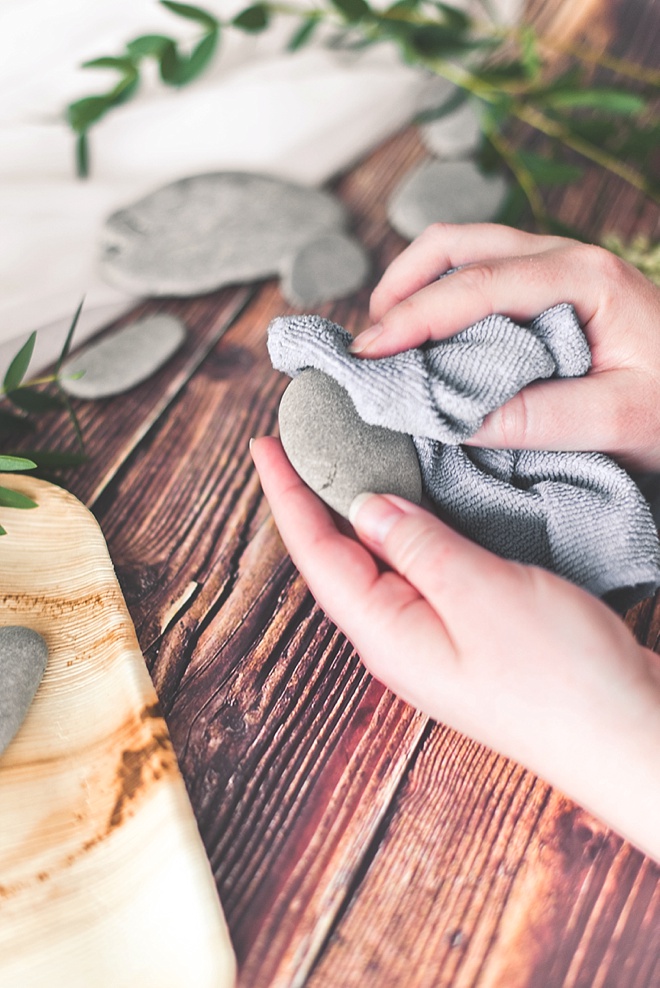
[369, 222, 563, 324]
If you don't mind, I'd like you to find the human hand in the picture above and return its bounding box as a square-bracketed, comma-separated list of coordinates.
[349, 224, 660, 472]
[251, 436, 660, 861]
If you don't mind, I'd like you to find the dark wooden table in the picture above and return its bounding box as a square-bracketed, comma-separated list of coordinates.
[27, 1, 660, 983]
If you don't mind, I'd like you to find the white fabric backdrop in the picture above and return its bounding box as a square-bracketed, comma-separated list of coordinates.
[0, 0, 521, 375]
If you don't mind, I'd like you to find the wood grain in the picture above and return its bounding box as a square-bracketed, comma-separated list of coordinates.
[5, 0, 659, 983]
[0, 476, 235, 988]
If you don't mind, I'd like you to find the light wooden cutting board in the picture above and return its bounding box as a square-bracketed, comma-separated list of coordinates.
[0, 475, 236, 987]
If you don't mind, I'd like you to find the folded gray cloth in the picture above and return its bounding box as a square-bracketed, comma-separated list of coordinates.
[268, 306, 660, 610]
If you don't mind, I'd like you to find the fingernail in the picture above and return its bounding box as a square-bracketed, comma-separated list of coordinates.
[349, 492, 404, 544]
[249, 437, 255, 451]
[348, 323, 383, 354]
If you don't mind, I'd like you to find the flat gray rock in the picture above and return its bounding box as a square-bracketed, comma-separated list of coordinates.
[280, 233, 370, 307]
[420, 99, 482, 160]
[0, 626, 48, 756]
[278, 369, 422, 519]
[61, 314, 186, 399]
[100, 172, 348, 296]
[387, 159, 510, 241]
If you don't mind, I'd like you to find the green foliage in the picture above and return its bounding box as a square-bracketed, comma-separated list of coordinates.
[0, 303, 88, 536]
[63, 0, 660, 231]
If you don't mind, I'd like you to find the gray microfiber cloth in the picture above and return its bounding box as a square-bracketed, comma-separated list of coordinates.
[267, 305, 660, 611]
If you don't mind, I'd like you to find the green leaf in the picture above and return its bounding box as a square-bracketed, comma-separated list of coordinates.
[493, 183, 527, 227]
[287, 17, 319, 52]
[20, 450, 88, 469]
[433, 2, 470, 31]
[330, 0, 371, 24]
[384, 0, 420, 12]
[544, 88, 647, 114]
[67, 95, 113, 132]
[158, 40, 184, 84]
[415, 85, 468, 123]
[516, 150, 584, 185]
[76, 132, 89, 178]
[175, 29, 219, 84]
[232, 3, 270, 32]
[82, 55, 137, 72]
[406, 23, 490, 58]
[520, 25, 541, 79]
[474, 59, 528, 85]
[6, 389, 65, 414]
[57, 388, 86, 454]
[0, 486, 38, 510]
[126, 34, 174, 58]
[56, 297, 84, 373]
[0, 410, 34, 436]
[160, 0, 218, 30]
[3, 333, 36, 393]
[0, 524, 7, 536]
[0, 455, 37, 472]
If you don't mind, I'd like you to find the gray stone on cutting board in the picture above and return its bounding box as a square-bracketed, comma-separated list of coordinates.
[99, 172, 348, 296]
[278, 369, 422, 519]
[60, 314, 186, 399]
[0, 626, 48, 757]
[420, 99, 482, 160]
[280, 233, 370, 307]
[387, 159, 510, 241]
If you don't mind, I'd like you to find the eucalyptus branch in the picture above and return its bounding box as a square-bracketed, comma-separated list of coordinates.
[63, 0, 660, 237]
[0, 301, 88, 534]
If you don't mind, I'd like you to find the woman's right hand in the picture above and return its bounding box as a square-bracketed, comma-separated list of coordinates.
[349, 224, 660, 472]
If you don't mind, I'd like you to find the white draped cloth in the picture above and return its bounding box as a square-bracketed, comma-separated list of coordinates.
[0, 0, 520, 375]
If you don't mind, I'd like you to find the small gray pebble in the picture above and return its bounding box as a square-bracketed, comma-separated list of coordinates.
[280, 233, 370, 307]
[278, 369, 422, 519]
[420, 99, 482, 160]
[387, 160, 510, 241]
[0, 626, 48, 756]
[61, 314, 186, 399]
[99, 172, 347, 296]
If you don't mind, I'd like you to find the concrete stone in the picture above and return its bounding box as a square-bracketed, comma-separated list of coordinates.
[420, 99, 482, 160]
[280, 233, 370, 307]
[387, 159, 510, 241]
[99, 172, 347, 296]
[0, 626, 48, 756]
[61, 314, 186, 399]
[278, 368, 423, 519]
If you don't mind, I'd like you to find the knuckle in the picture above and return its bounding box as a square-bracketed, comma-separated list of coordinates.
[489, 391, 530, 448]
[572, 242, 629, 283]
[420, 221, 453, 243]
[455, 262, 497, 306]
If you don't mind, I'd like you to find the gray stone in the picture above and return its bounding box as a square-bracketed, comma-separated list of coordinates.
[100, 172, 347, 296]
[387, 160, 510, 241]
[420, 99, 482, 160]
[278, 369, 423, 519]
[280, 233, 370, 307]
[0, 626, 48, 756]
[61, 314, 186, 399]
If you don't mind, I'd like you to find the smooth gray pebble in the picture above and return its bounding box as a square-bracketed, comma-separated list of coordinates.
[278, 369, 423, 519]
[0, 626, 48, 756]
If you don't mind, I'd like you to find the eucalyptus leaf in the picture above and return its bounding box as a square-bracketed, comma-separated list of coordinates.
[176, 29, 219, 84]
[76, 133, 89, 178]
[3, 333, 36, 394]
[67, 95, 113, 132]
[126, 34, 174, 58]
[287, 17, 319, 51]
[0, 487, 38, 510]
[544, 88, 647, 114]
[516, 150, 584, 185]
[56, 297, 84, 373]
[20, 450, 88, 469]
[520, 25, 541, 78]
[0, 455, 37, 472]
[330, 0, 371, 24]
[159, 40, 184, 84]
[433, 2, 470, 31]
[406, 23, 492, 58]
[233, 3, 270, 32]
[83, 55, 137, 72]
[415, 86, 468, 124]
[160, 0, 218, 30]
[6, 389, 65, 415]
[0, 411, 34, 436]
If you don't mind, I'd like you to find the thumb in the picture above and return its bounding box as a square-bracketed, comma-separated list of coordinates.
[465, 369, 636, 457]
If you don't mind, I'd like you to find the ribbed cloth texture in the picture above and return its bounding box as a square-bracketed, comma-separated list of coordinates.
[268, 308, 660, 610]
